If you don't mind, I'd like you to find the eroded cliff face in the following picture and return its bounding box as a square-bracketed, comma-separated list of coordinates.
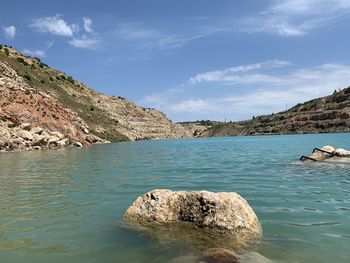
[203, 87, 350, 137]
[0, 60, 104, 152]
[0, 46, 191, 152]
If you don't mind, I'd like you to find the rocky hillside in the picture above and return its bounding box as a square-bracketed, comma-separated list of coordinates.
[203, 87, 350, 137]
[0, 45, 191, 152]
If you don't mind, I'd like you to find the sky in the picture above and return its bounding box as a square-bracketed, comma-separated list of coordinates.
[1, 0, 350, 122]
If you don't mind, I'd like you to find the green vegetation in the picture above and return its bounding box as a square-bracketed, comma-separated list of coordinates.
[196, 120, 213, 126]
[23, 74, 32, 81]
[67, 76, 74, 84]
[16, 57, 25, 63]
[16, 57, 29, 66]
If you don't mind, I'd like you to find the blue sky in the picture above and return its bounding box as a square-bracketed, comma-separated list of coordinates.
[1, 0, 350, 121]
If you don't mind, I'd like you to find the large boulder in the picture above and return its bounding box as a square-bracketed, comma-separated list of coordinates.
[124, 189, 261, 252]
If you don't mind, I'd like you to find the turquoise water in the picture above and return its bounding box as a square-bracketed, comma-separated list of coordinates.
[0, 134, 350, 263]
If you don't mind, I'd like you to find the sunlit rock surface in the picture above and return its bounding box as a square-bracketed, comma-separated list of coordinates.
[124, 189, 262, 252]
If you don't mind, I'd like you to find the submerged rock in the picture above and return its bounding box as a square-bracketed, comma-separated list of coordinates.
[124, 189, 261, 252]
[201, 248, 240, 263]
[301, 145, 350, 162]
[169, 251, 272, 263]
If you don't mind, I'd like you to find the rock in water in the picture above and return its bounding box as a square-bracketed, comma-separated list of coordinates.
[124, 189, 261, 251]
[301, 145, 350, 162]
[201, 248, 240, 263]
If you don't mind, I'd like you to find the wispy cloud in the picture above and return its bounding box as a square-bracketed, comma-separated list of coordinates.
[30, 14, 78, 37]
[82, 17, 93, 33]
[242, 0, 350, 36]
[115, 24, 159, 40]
[142, 61, 350, 121]
[189, 60, 291, 85]
[22, 49, 46, 57]
[114, 23, 227, 58]
[137, 31, 216, 52]
[68, 35, 100, 49]
[3, 25, 16, 40]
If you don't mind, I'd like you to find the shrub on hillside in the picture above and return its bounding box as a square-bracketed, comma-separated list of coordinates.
[67, 76, 74, 84]
[16, 57, 25, 63]
[23, 74, 32, 81]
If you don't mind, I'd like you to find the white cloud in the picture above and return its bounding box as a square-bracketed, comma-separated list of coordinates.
[189, 60, 291, 84]
[142, 61, 350, 121]
[114, 23, 227, 58]
[82, 17, 93, 33]
[170, 99, 210, 112]
[242, 0, 350, 36]
[3, 25, 16, 40]
[68, 35, 100, 49]
[46, 41, 54, 49]
[30, 14, 78, 37]
[30, 15, 100, 50]
[138, 29, 227, 52]
[22, 49, 46, 58]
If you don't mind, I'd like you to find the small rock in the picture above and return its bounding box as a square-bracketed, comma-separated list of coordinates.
[82, 127, 89, 134]
[73, 141, 83, 147]
[239, 252, 272, 263]
[20, 123, 32, 131]
[57, 138, 69, 147]
[19, 130, 33, 141]
[32, 127, 44, 135]
[48, 131, 65, 140]
[33, 146, 41, 150]
[48, 136, 60, 144]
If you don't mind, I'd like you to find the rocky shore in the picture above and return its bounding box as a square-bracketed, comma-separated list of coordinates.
[203, 86, 350, 137]
[0, 46, 197, 152]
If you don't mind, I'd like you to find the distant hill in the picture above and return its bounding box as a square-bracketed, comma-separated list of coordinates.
[0, 45, 192, 152]
[202, 86, 350, 137]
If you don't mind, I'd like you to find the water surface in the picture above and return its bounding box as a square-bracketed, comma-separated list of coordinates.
[0, 133, 350, 262]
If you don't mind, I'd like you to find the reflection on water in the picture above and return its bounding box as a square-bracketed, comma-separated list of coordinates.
[0, 133, 350, 262]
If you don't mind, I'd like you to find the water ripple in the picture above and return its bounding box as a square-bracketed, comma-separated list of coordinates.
[0, 134, 350, 263]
